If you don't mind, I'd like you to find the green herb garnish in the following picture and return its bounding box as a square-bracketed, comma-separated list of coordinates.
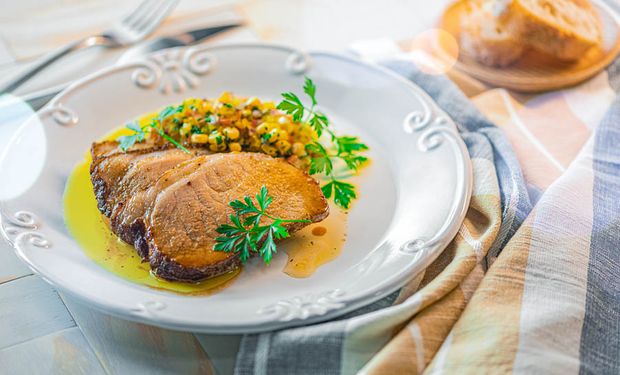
[117, 105, 189, 154]
[277, 77, 369, 209]
[321, 179, 356, 210]
[213, 186, 310, 264]
[117, 121, 145, 151]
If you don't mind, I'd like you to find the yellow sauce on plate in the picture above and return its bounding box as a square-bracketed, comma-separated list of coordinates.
[281, 205, 348, 278]
[64, 157, 240, 295]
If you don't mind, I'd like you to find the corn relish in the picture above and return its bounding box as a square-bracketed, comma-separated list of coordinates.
[139, 93, 317, 158]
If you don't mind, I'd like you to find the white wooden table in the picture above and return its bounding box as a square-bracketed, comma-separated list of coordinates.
[0, 1, 446, 373]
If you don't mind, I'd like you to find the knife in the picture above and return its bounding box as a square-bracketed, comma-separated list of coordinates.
[24, 23, 241, 110]
[117, 23, 240, 64]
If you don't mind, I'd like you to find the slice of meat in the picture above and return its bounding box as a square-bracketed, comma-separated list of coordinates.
[109, 156, 206, 258]
[147, 152, 329, 282]
[90, 144, 329, 282]
[90, 141, 205, 255]
[90, 140, 185, 216]
[91, 141, 155, 216]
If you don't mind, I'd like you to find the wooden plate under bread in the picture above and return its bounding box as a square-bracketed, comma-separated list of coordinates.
[435, 0, 620, 93]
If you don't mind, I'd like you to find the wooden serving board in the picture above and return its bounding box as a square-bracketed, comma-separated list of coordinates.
[435, 0, 620, 93]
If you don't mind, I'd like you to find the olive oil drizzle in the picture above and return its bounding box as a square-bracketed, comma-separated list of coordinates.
[281, 205, 348, 278]
[64, 157, 240, 295]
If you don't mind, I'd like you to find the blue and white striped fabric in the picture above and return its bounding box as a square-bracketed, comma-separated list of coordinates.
[234, 53, 620, 374]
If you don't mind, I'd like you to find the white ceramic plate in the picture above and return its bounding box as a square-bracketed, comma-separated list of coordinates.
[0, 43, 471, 333]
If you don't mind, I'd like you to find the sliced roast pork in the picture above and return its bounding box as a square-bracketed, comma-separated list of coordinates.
[90, 143, 329, 282]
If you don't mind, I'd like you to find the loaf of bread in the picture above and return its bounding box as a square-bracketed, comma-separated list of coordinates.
[459, 1, 525, 67]
[457, 0, 603, 67]
[497, 0, 602, 60]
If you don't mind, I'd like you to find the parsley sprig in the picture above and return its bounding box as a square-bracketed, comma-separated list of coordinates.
[117, 105, 190, 154]
[277, 77, 369, 209]
[214, 186, 310, 264]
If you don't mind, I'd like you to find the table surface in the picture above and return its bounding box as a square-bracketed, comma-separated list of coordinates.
[0, 1, 452, 374]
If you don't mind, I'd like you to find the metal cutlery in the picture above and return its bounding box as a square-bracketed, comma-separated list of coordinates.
[0, 0, 179, 94]
[22, 23, 240, 111]
[117, 23, 240, 63]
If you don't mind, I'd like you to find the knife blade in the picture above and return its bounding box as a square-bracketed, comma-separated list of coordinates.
[25, 23, 241, 110]
[117, 23, 240, 64]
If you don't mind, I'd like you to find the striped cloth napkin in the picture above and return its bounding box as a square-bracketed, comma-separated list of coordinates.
[233, 49, 620, 374]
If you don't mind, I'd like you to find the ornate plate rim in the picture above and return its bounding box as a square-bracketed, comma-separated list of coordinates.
[0, 42, 472, 333]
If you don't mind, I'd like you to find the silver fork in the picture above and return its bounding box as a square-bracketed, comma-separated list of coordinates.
[0, 0, 179, 94]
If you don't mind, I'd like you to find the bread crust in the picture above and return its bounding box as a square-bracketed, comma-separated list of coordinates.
[502, 0, 602, 60]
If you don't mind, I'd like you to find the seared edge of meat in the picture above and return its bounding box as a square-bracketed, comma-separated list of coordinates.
[150, 246, 242, 282]
[147, 213, 328, 282]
